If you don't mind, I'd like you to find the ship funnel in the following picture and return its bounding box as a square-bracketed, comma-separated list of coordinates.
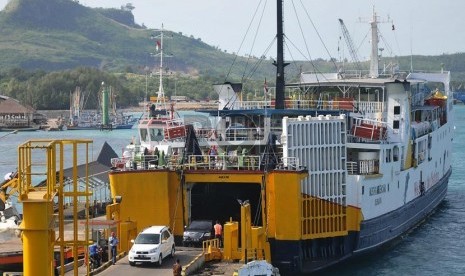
[214, 82, 242, 110]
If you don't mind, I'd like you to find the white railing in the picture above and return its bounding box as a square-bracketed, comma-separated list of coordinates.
[357, 101, 384, 113]
[185, 154, 261, 171]
[278, 157, 302, 171]
[112, 153, 305, 172]
[346, 159, 379, 175]
[224, 127, 260, 141]
[111, 154, 159, 170]
[234, 98, 384, 113]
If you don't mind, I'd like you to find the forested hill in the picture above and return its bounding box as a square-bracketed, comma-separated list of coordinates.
[1, 0, 464, 80]
[0, 0, 253, 79]
[0, 0, 464, 110]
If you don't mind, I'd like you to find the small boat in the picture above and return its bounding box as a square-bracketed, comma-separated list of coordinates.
[0, 173, 22, 243]
[0, 201, 21, 241]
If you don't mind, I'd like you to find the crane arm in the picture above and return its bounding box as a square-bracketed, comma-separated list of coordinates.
[338, 18, 362, 71]
[0, 171, 19, 205]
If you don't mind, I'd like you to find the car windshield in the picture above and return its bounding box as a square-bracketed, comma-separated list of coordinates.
[134, 233, 160, 244]
[187, 221, 211, 231]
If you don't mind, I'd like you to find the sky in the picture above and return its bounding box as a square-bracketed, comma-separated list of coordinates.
[1, 0, 464, 61]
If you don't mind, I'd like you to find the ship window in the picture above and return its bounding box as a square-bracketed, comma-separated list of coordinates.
[393, 146, 399, 162]
[394, 106, 401, 115]
[385, 149, 392, 163]
[393, 120, 400, 129]
[140, 129, 148, 142]
[362, 186, 364, 195]
[150, 128, 164, 142]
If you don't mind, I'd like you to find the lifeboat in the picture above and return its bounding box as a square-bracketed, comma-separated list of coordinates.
[425, 89, 447, 107]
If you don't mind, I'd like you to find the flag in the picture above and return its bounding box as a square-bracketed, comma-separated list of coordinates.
[264, 78, 272, 98]
[264, 78, 269, 95]
[156, 41, 161, 51]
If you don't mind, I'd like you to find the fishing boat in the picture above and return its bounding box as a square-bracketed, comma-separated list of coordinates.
[107, 3, 453, 274]
[67, 85, 136, 130]
[121, 24, 182, 161]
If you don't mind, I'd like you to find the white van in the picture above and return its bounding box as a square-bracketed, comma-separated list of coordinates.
[128, 225, 175, 266]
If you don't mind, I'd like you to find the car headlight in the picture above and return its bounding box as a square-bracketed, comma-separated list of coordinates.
[204, 232, 211, 237]
[130, 248, 135, 253]
[149, 248, 158, 254]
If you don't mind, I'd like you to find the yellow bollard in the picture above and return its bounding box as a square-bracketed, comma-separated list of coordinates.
[240, 203, 252, 262]
[223, 221, 240, 260]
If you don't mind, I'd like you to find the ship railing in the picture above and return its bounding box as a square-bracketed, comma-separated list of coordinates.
[164, 118, 184, 128]
[340, 69, 408, 79]
[357, 101, 384, 113]
[185, 154, 261, 171]
[195, 128, 221, 141]
[347, 159, 379, 175]
[111, 157, 129, 170]
[238, 97, 386, 114]
[111, 154, 160, 171]
[347, 161, 358, 174]
[277, 157, 301, 171]
[224, 127, 263, 142]
[141, 154, 159, 169]
[239, 100, 273, 110]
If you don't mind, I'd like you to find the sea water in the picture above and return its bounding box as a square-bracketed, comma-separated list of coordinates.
[0, 128, 136, 214]
[1, 107, 465, 275]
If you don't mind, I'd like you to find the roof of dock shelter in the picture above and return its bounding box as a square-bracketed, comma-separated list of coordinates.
[62, 142, 118, 187]
[0, 95, 35, 114]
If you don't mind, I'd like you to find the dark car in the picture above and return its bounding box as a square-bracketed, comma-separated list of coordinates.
[182, 220, 213, 247]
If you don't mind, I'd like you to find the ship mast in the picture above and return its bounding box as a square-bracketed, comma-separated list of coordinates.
[274, 0, 288, 109]
[152, 24, 168, 111]
[369, 8, 379, 78]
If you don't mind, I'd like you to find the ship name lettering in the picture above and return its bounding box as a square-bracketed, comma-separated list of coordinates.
[219, 175, 229, 179]
[375, 197, 382, 205]
[369, 184, 387, 196]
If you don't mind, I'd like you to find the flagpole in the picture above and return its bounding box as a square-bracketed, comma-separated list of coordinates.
[264, 79, 267, 110]
[158, 24, 165, 111]
[151, 24, 169, 112]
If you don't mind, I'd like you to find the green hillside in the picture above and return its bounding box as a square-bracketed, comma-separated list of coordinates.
[0, 0, 463, 81]
[0, 0, 463, 110]
[0, 0, 266, 79]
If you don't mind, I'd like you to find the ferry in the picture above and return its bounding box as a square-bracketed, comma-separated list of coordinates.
[107, 2, 453, 274]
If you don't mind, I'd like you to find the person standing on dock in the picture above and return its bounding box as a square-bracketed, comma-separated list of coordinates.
[214, 220, 222, 246]
[109, 231, 119, 265]
[172, 259, 182, 276]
